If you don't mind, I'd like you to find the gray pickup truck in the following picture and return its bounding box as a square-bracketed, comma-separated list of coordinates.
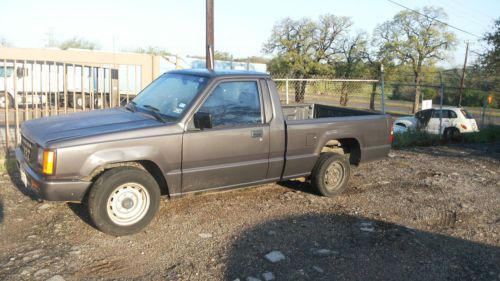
[16, 70, 392, 235]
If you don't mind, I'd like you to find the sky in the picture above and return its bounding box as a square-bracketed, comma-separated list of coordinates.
[1, 0, 499, 68]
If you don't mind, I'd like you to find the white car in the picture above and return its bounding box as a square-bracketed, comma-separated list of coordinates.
[393, 107, 479, 139]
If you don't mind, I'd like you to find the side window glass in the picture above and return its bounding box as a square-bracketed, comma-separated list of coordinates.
[198, 81, 261, 128]
[432, 110, 443, 118]
[448, 110, 457, 118]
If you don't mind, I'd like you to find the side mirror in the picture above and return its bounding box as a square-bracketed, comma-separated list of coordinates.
[193, 112, 212, 130]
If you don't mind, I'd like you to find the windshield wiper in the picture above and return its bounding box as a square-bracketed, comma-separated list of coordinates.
[142, 104, 167, 123]
[125, 101, 137, 112]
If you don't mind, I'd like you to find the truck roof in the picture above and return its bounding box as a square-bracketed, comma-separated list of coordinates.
[167, 69, 270, 78]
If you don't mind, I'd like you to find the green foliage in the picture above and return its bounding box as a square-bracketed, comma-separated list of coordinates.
[464, 125, 500, 143]
[58, 37, 100, 50]
[264, 14, 371, 103]
[132, 46, 171, 56]
[392, 131, 441, 148]
[480, 18, 500, 75]
[373, 6, 457, 112]
[393, 126, 500, 148]
[214, 51, 233, 61]
[263, 15, 367, 78]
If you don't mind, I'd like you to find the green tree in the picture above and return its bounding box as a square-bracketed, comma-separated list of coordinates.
[214, 51, 233, 61]
[263, 15, 357, 102]
[373, 7, 456, 113]
[58, 37, 100, 50]
[132, 46, 171, 56]
[481, 18, 500, 76]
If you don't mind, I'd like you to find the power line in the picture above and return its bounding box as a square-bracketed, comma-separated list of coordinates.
[387, 0, 482, 39]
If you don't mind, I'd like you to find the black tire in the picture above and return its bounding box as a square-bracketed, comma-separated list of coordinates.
[450, 128, 462, 142]
[87, 167, 161, 236]
[311, 153, 351, 197]
[444, 127, 462, 142]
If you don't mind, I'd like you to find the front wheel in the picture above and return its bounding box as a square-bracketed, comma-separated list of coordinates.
[311, 153, 351, 197]
[87, 167, 161, 236]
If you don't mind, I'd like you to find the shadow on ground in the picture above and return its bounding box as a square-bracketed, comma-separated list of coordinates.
[6, 156, 41, 202]
[277, 180, 316, 195]
[224, 213, 500, 281]
[66, 202, 98, 231]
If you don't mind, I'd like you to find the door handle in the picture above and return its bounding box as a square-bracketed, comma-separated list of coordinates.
[251, 129, 263, 138]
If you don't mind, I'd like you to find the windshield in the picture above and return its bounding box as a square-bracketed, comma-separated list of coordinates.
[131, 73, 208, 120]
[0, 67, 14, 78]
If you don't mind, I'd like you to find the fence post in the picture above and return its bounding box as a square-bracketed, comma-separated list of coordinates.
[4, 59, 10, 152]
[285, 77, 289, 105]
[380, 64, 385, 114]
[481, 82, 488, 128]
[438, 72, 444, 138]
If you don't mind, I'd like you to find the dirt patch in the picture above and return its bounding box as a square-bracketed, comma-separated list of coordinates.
[0, 145, 499, 280]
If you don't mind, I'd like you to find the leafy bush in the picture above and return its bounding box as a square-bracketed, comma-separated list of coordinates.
[463, 125, 500, 143]
[392, 131, 441, 148]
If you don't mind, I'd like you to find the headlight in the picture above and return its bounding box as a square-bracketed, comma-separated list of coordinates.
[37, 147, 44, 165]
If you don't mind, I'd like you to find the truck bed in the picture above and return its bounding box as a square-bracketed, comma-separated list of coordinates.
[281, 103, 391, 179]
[282, 103, 379, 120]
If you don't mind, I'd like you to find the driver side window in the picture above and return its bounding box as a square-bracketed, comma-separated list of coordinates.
[198, 81, 262, 128]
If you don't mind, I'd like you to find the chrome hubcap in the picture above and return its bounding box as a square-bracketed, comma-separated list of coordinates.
[107, 182, 150, 226]
[324, 161, 344, 191]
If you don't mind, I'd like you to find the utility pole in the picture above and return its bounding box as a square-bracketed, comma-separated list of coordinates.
[380, 64, 385, 114]
[458, 42, 469, 107]
[206, 0, 214, 71]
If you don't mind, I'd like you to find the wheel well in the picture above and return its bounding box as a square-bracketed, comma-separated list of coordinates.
[321, 138, 361, 165]
[86, 161, 170, 197]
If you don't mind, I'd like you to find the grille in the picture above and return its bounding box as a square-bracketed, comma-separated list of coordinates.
[21, 135, 34, 161]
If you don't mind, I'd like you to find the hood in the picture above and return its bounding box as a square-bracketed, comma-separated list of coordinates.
[22, 108, 162, 146]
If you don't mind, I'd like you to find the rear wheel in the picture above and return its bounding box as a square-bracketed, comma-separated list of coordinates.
[444, 127, 462, 142]
[311, 153, 351, 197]
[88, 167, 161, 236]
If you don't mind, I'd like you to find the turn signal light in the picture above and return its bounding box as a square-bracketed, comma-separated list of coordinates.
[461, 124, 467, 130]
[42, 150, 56, 175]
[390, 124, 394, 143]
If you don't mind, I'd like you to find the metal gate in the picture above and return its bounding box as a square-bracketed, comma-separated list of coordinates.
[1, 47, 162, 151]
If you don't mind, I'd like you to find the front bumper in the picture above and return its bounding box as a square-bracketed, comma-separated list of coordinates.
[15, 148, 92, 201]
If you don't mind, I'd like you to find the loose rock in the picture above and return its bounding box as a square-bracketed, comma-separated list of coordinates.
[198, 233, 213, 239]
[264, 251, 285, 263]
[262, 271, 275, 281]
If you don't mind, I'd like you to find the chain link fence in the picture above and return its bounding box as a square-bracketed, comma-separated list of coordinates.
[273, 78, 383, 111]
[386, 81, 500, 127]
[272, 76, 499, 127]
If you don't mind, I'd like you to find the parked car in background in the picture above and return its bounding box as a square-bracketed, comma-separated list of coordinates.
[393, 107, 479, 139]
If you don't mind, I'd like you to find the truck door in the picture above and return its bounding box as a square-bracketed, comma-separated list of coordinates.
[181, 80, 270, 193]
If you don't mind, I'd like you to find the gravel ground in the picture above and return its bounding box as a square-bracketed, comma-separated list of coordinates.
[0, 145, 499, 281]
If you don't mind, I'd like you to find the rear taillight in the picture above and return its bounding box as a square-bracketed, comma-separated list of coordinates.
[390, 123, 394, 143]
[461, 124, 467, 130]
